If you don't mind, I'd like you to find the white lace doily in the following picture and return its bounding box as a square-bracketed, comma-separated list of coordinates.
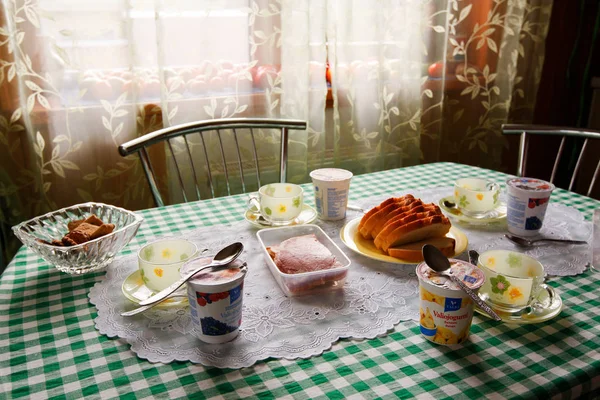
[89, 187, 591, 368]
[357, 187, 593, 276]
[89, 221, 419, 368]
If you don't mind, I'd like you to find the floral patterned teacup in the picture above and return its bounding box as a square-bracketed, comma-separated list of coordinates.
[454, 178, 500, 217]
[248, 183, 304, 226]
[477, 249, 548, 312]
[138, 239, 198, 292]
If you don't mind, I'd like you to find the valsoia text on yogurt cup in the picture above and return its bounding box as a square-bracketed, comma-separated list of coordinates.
[416, 259, 485, 345]
[181, 257, 247, 344]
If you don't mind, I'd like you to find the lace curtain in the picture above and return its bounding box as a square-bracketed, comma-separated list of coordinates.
[0, 0, 552, 265]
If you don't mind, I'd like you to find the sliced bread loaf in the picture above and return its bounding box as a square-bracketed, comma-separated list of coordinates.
[359, 197, 420, 239]
[387, 236, 456, 262]
[380, 214, 451, 252]
[373, 209, 441, 249]
[358, 195, 413, 233]
[371, 203, 440, 239]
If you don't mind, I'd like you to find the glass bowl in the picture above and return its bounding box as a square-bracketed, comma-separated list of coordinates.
[12, 202, 143, 275]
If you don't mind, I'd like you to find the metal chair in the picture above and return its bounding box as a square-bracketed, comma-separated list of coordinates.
[502, 124, 600, 197]
[119, 118, 307, 207]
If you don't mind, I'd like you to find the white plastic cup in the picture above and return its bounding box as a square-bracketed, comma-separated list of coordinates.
[182, 257, 247, 344]
[310, 168, 353, 221]
[506, 177, 555, 237]
[416, 259, 484, 345]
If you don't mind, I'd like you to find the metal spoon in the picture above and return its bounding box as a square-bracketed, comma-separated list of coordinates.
[443, 200, 457, 209]
[468, 250, 480, 266]
[122, 261, 249, 317]
[504, 234, 587, 247]
[138, 242, 244, 306]
[347, 204, 366, 213]
[422, 244, 502, 321]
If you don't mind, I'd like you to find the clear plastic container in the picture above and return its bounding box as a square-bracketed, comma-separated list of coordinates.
[256, 224, 351, 296]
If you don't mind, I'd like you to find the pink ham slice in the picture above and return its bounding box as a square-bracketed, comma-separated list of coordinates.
[270, 234, 340, 274]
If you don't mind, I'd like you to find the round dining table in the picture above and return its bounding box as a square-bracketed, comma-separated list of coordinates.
[1, 162, 599, 399]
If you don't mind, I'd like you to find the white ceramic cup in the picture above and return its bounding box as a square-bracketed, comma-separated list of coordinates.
[477, 249, 551, 313]
[248, 183, 304, 225]
[310, 168, 353, 221]
[182, 257, 247, 344]
[506, 177, 555, 237]
[453, 178, 500, 217]
[138, 238, 198, 292]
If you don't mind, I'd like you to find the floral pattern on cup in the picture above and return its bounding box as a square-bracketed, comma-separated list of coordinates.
[507, 254, 522, 268]
[491, 275, 510, 295]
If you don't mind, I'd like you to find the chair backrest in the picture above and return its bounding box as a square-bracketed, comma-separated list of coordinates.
[119, 118, 307, 207]
[502, 124, 600, 197]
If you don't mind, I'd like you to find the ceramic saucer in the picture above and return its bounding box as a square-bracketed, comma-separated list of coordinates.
[122, 270, 188, 306]
[474, 286, 563, 324]
[245, 204, 318, 228]
[439, 196, 507, 224]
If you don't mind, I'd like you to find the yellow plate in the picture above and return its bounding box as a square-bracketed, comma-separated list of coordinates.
[122, 270, 188, 306]
[339, 217, 468, 264]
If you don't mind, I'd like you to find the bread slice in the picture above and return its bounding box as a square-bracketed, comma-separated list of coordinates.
[374, 209, 441, 249]
[371, 203, 440, 239]
[387, 236, 456, 262]
[380, 215, 451, 252]
[358, 195, 414, 236]
[359, 197, 419, 239]
[358, 197, 402, 232]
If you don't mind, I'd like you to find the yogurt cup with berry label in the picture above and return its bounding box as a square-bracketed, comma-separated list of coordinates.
[416, 259, 485, 345]
[506, 177, 555, 237]
[181, 257, 247, 344]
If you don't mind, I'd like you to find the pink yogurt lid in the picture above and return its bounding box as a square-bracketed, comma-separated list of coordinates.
[506, 177, 555, 192]
[181, 257, 245, 285]
[417, 259, 484, 291]
[309, 168, 353, 181]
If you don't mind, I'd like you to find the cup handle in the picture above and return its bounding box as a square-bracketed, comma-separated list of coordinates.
[247, 196, 260, 213]
[488, 182, 500, 203]
[528, 283, 555, 313]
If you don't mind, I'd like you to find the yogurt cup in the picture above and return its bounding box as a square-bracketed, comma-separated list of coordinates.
[181, 257, 247, 344]
[416, 259, 485, 345]
[310, 168, 353, 221]
[506, 178, 555, 237]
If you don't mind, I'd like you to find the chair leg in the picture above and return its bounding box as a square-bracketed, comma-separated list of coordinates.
[280, 127, 288, 183]
[517, 132, 528, 177]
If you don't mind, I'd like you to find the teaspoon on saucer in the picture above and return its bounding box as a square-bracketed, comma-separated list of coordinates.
[121, 294, 188, 317]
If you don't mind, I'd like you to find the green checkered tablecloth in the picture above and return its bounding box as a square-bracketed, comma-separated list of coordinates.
[2, 162, 600, 399]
